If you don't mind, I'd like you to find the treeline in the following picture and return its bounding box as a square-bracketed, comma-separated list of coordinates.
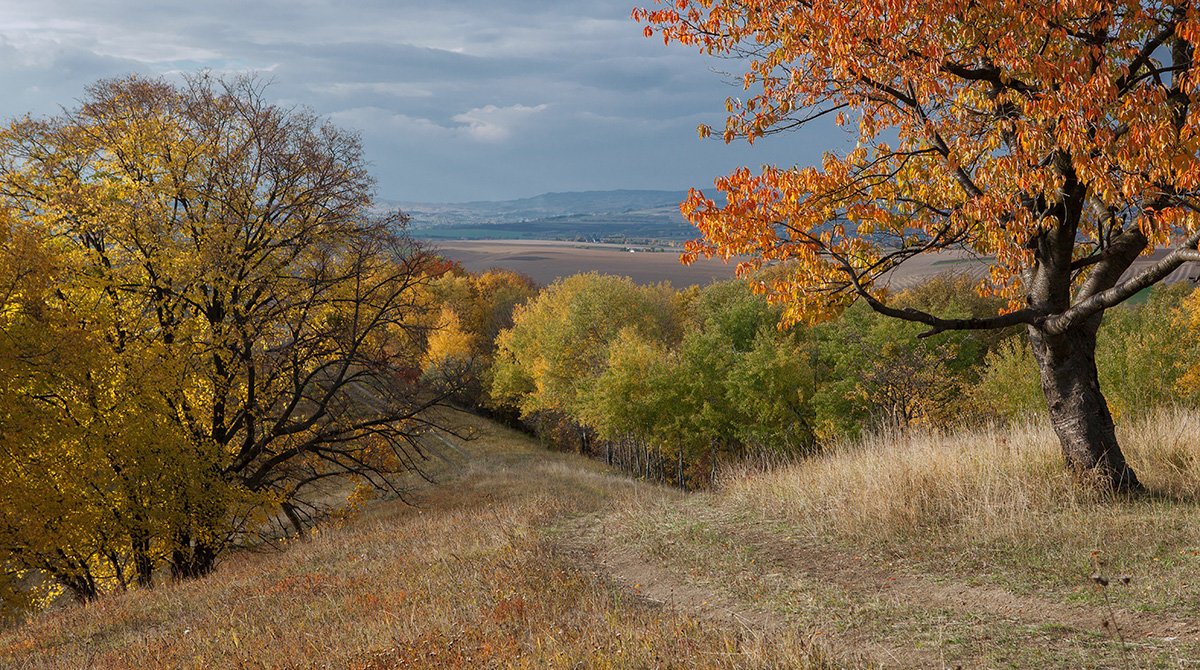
[424, 269, 1200, 487]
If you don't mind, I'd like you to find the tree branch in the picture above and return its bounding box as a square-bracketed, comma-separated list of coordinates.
[1044, 228, 1200, 335]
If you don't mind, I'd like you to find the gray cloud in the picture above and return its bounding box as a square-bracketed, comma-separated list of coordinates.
[0, 0, 831, 201]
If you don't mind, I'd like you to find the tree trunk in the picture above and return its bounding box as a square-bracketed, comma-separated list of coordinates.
[170, 536, 219, 580]
[60, 573, 100, 603]
[131, 533, 154, 588]
[677, 447, 684, 489]
[282, 502, 306, 538]
[1027, 321, 1140, 491]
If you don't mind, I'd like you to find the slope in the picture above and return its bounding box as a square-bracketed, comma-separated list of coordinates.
[6, 410, 1200, 668]
[0, 412, 827, 669]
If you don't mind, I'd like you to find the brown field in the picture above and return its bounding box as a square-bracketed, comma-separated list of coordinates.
[430, 240, 999, 290]
[433, 240, 1200, 292]
[431, 240, 747, 287]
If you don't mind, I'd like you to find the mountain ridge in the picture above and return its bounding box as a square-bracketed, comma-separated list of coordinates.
[376, 189, 693, 241]
[377, 189, 687, 226]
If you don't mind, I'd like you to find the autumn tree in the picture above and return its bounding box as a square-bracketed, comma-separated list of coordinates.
[424, 269, 538, 408]
[0, 74, 450, 582]
[0, 194, 189, 601]
[490, 273, 684, 454]
[637, 0, 1200, 489]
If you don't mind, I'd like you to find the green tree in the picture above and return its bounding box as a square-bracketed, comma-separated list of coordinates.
[491, 273, 683, 426]
[810, 276, 1010, 438]
[1096, 283, 1198, 418]
[580, 280, 815, 485]
[972, 338, 1048, 423]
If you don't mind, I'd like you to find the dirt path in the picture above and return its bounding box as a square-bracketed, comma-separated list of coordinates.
[562, 516, 933, 668]
[430, 413, 1199, 667]
[737, 527, 1200, 642]
[560, 514, 1200, 668]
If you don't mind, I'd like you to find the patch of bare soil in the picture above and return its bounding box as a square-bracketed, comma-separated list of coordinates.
[558, 516, 1200, 669]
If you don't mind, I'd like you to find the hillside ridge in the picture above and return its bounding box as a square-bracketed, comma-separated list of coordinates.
[376, 189, 693, 240]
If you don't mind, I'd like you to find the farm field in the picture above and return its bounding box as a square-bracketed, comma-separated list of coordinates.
[431, 239, 1011, 291]
[434, 239, 1200, 291]
[431, 239, 996, 289]
[431, 239, 742, 287]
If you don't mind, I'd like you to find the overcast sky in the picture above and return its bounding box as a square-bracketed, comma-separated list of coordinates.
[0, 0, 840, 202]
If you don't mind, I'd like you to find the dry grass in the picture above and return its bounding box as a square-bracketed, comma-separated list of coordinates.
[0, 414, 830, 669]
[9, 409, 1200, 668]
[712, 407, 1200, 602]
[600, 409, 1200, 668]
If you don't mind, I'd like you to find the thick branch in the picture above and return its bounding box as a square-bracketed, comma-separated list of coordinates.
[1044, 228, 1200, 335]
[845, 267, 1041, 337]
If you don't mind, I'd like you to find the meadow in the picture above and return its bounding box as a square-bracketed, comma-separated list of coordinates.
[614, 410, 1200, 668]
[6, 409, 1200, 668]
[0, 412, 830, 669]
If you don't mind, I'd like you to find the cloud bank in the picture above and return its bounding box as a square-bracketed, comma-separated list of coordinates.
[0, 0, 838, 201]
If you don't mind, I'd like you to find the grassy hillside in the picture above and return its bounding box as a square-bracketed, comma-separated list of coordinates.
[0, 413, 827, 669]
[5, 410, 1200, 668]
[612, 409, 1200, 667]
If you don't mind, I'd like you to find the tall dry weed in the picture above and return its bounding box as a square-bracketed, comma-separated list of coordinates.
[716, 408, 1200, 583]
[1121, 406, 1200, 500]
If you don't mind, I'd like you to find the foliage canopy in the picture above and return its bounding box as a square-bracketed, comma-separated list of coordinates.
[637, 0, 1200, 488]
[638, 0, 1200, 329]
[0, 74, 450, 600]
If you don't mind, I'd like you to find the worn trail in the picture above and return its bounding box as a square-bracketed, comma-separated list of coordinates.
[560, 510, 1200, 668]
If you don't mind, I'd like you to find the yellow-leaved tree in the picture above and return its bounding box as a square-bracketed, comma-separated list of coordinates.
[423, 268, 538, 408]
[0, 74, 452, 595]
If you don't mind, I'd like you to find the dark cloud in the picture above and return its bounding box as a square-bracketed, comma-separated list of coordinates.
[0, 0, 830, 201]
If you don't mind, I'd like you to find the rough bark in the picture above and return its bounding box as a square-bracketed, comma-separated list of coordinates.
[170, 538, 219, 581]
[1027, 318, 1140, 491]
[131, 534, 154, 588]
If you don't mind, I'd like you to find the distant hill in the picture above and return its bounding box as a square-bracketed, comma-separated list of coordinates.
[375, 189, 694, 242]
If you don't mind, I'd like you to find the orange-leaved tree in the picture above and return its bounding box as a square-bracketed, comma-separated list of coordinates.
[636, 0, 1200, 489]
